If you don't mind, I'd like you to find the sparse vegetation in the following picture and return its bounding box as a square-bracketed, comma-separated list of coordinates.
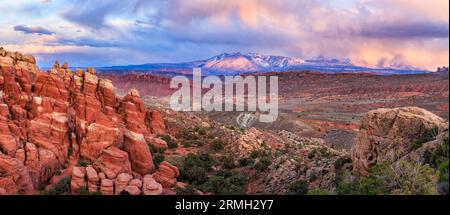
[179, 153, 214, 185]
[175, 185, 197, 195]
[336, 161, 438, 195]
[200, 170, 248, 195]
[254, 156, 271, 172]
[286, 180, 308, 195]
[210, 139, 225, 151]
[40, 177, 71, 195]
[411, 126, 439, 150]
[159, 134, 178, 149]
[153, 154, 165, 167]
[77, 159, 88, 167]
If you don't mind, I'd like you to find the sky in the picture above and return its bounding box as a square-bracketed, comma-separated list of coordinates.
[0, 0, 448, 70]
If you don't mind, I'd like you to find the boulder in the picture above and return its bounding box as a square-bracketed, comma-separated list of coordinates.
[114, 173, 133, 195]
[94, 146, 132, 179]
[129, 179, 142, 188]
[142, 175, 162, 195]
[123, 185, 141, 195]
[153, 161, 179, 188]
[351, 107, 448, 175]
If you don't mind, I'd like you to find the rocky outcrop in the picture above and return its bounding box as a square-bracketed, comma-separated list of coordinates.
[352, 107, 449, 175]
[0, 48, 173, 194]
[70, 166, 86, 194]
[93, 146, 132, 179]
[153, 161, 179, 188]
[0, 154, 34, 194]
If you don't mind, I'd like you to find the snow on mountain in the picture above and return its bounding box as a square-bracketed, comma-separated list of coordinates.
[99, 52, 429, 75]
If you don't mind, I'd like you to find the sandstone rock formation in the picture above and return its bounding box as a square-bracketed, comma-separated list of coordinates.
[352, 107, 449, 175]
[70, 166, 86, 194]
[142, 175, 163, 195]
[153, 161, 179, 188]
[0, 48, 172, 194]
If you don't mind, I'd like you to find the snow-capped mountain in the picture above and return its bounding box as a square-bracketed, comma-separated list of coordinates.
[100, 52, 429, 75]
[198, 52, 306, 72]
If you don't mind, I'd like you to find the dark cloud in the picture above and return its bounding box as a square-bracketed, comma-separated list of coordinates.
[360, 22, 449, 38]
[13, 25, 54, 35]
[55, 37, 120, 48]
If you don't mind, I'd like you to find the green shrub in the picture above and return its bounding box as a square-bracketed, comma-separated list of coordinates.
[250, 150, 266, 159]
[179, 153, 214, 184]
[160, 135, 178, 149]
[175, 185, 197, 195]
[153, 154, 165, 167]
[254, 156, 271, 172]
[77, 159, 88, 167]
[307, 188, 332, 195]
[336, 161, 438, 195]
[239, 157, 252, 167]
[210, 139, 226, 151]
[411, 126, 439, 150]
[67, 147, 73, 157]
[183, 166, 209, 185]
[201, 171, 247, 195]
[148, 144, 157, 154]
[195, 127, 207, 135]
[222, 156, 235, 169]
[41, 177, 71, 195]
[286, 180, 308, 195]
[438, 161, 449, 195]
[423, 137, 449, 168]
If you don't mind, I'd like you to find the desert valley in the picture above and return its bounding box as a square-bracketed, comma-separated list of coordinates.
[1, 47, 448, 195]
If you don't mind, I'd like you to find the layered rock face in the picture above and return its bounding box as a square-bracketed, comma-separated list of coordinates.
[352, 107, 449, 175]
[0, 48, 174, 194]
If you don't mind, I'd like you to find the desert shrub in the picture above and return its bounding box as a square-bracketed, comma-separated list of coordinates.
[183, 166, 209, 185]
[438, 161, 449, 195]
[41, 177, 71, 195]
[195, 127, 207, 135]
[179, 153, 214, 184]
[336, 161, 438, 195]
[250, 150, 267, 159]
[153, 154, 165, 167]
[77, 159, 88, 167]
[159, 134, 178, 149]
[222, 156, 236, 169]
[210, 139, 225, 151]
[239, 157, 252, 167]
[148, 144, 157, 154]
[286, 180, 308, 195]
[411, 126, 439, 150]
[307, 188, 332, 195]
[423, 137, 449, 168]
[67, 147, 73, 157]
[175, 185, 197, 195]
[254, 156, 271, 172]
[201, 170, 247, 195]
[307, 149, 317, 159]
[76, 187, 90, 195]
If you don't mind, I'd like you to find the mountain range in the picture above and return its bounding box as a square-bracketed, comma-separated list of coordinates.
[99, 52, 430, 75]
